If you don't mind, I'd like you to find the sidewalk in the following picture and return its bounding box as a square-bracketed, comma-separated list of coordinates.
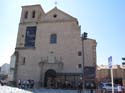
[30, 88, 78, 93]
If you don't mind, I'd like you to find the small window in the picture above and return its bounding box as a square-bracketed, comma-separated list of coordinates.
[32, 11, 35, 18]
[50, 34, 57, 44]
[76, 21, 78, 25]
[24, 11, 28, 19]
[50, 51, 54, 54]
[22, 57, 26, 65]
[78, 51, 82, 56]
[22, 35, 24, 37]
[53, 14, 57, 18]
[78, 64, 82, 68]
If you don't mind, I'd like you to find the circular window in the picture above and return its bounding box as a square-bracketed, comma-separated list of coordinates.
[53, 14, 57, 18]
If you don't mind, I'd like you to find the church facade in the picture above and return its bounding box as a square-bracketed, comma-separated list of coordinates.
[13, 4, 97, 88]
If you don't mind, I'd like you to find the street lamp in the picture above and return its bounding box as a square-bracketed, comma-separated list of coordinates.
[81, 32, 88, 91]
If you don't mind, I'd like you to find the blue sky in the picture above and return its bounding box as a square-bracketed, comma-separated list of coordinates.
[0, 0, 125, 66]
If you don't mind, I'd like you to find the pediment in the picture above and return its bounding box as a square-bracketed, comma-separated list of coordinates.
[41, 7, 77, 22]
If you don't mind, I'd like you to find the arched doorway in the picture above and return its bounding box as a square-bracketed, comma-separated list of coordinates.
[44, 69, 56, 88]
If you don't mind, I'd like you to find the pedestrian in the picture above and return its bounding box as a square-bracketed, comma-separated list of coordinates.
[30, 80, 34, 88]
[26, 80, 30, 89]
[117, 84, 123, 93]
[0, 80, 4, 86]
[28, 80, 31, 88]
[18, 79, 21, 88]
[22, 80, 26, 89]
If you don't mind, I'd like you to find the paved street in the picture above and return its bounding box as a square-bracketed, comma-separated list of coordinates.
[30, 88, 78, 93]
[30, 88, 98, 93]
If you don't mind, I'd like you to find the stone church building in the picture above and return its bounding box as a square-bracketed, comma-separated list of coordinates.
[11, 4, 97, 88]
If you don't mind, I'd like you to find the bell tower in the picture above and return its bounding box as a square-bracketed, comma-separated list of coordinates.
[20, 4, 45, 23]
[16, 4, 45, 48]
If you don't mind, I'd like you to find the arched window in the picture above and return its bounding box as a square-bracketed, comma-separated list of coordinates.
[32, 11, 35, 18]
[50, 34, 57, 44]
[24, 11, 28, 19]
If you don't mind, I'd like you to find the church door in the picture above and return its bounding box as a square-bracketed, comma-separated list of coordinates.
[44, 69, 56, 88]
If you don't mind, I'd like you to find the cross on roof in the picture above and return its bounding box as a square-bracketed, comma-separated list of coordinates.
[54, 0, 58, 7]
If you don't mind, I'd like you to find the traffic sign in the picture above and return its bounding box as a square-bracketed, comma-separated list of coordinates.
[108, 56, 112, 69]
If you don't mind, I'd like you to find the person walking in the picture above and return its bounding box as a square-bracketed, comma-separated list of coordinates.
[18, 79, 21, 88]
[117, 84, 123, 93]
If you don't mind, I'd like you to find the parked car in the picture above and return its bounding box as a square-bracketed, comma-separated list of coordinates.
[98, 82, 118, 92]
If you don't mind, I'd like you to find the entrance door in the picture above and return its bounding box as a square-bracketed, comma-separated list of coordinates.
[44, 69, 56, 88]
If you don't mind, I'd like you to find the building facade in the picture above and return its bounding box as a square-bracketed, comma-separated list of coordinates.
[13, 4, 97, 88]
[8, 53, 16, 81]
[96, 65, 125, 87]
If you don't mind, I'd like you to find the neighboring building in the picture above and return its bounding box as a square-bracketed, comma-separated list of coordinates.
[96, 65, 125, 87]
[0, 63, 10, 75]
[8, 53, 16, 81]
[12, 4, 97, 88]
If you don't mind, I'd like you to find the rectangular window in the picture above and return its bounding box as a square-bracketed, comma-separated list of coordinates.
[50, 34, 57, 44]
[24, 11, 28, 19]
[78, 51, 82, 56]
[21, 57, 26, 65]
[32, 11, 35, 18]
[25, 26, 37, 47]
[78, 64, 82, 68]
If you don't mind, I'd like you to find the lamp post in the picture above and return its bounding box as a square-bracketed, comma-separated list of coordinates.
[81, 32, 88, 91]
